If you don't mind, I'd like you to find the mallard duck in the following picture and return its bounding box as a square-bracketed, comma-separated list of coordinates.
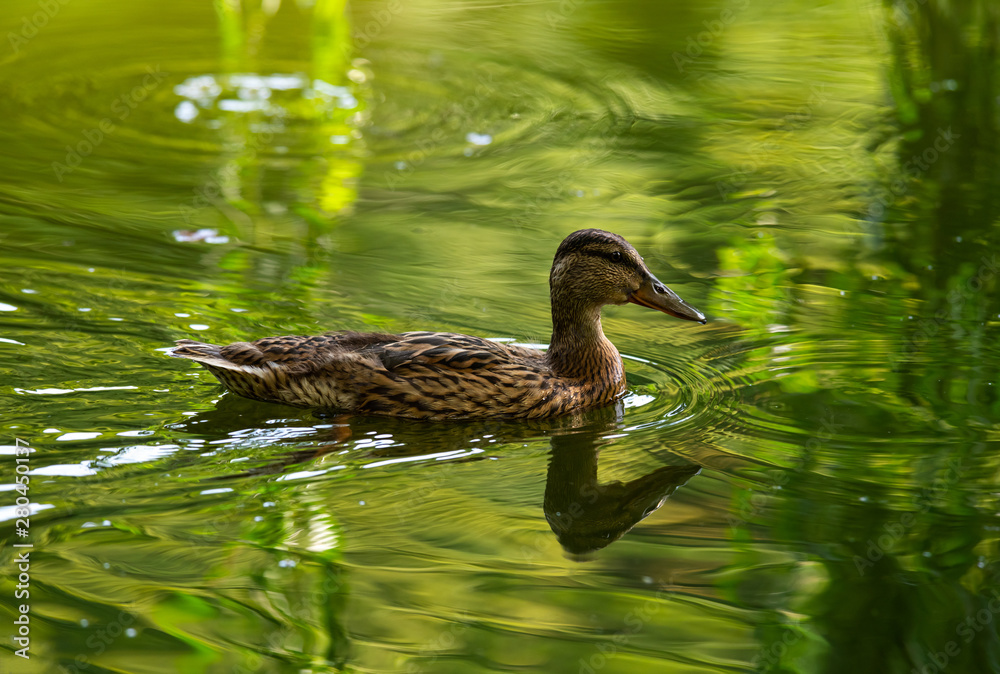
[170, 229, 706, 420]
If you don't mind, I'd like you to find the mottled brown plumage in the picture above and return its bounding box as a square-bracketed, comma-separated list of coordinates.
[170, 229, 706, 420]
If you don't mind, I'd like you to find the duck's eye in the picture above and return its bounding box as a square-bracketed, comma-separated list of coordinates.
[611, 251, 622, 262]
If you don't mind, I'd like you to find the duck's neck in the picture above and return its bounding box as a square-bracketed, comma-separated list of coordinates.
[546, 294, 624, 383]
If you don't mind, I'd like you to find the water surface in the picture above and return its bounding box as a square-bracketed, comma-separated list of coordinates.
[1, 0, 999, 672]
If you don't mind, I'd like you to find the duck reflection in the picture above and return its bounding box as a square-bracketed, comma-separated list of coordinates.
[169, 395, 700, 555]
[543, 405, 700, 556]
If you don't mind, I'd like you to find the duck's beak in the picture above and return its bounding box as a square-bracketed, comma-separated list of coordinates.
[628, 274, 707, 324]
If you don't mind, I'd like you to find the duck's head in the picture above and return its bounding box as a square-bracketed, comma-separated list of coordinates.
[550, 229, 706, 324]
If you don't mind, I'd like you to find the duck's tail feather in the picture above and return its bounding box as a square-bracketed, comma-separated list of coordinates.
[171, 339, 231, 367]
[171, 339, 286, 403]
[171, 339, 273, 373]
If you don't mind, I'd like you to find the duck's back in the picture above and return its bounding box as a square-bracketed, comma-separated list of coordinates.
[172, 330, 607, 420]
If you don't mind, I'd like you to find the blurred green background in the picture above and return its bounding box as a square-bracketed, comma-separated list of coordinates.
[1, 0, 999, 672]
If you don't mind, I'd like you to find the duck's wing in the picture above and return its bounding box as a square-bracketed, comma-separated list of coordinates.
[357, 332, 554, 419]
[376, 332, 542, 371]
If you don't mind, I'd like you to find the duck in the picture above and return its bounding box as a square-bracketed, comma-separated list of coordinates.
[170, 229, 706, 420]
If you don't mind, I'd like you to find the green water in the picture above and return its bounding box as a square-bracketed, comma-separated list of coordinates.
[1, 0, 999, 672]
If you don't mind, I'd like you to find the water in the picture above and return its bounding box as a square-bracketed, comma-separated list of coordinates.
[2, 0, 1000, 672]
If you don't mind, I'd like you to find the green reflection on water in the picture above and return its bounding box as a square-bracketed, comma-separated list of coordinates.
[0, 0, 999, 672]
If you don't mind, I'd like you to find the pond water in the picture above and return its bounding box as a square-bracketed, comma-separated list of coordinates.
[2, 0, 1000, 672]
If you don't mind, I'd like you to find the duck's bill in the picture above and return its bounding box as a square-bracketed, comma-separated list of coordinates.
[628, 277, 707, 324]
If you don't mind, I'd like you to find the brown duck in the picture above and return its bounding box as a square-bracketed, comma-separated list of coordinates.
[171, 229, 706, 420]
